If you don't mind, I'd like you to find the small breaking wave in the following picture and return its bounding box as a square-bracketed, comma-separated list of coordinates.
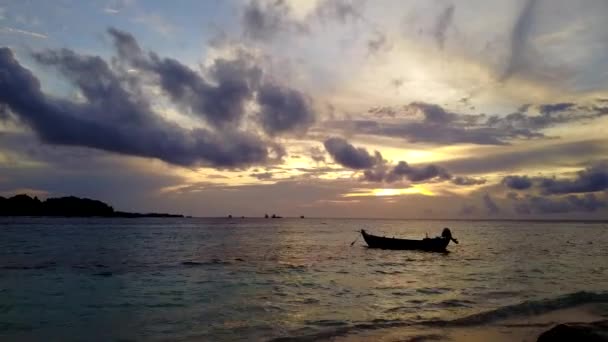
[443, 290, 608, 326]
[268, 291, 608, 341]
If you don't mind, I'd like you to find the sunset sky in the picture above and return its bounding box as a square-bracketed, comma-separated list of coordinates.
[1, 0, 608, 218]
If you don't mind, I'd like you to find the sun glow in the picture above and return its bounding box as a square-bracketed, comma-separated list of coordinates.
[344, 186, 435, 198]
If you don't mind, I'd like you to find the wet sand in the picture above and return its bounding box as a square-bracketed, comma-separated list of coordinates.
[334, 303, 608, 342]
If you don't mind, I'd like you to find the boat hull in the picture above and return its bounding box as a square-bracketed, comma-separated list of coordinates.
[361, 230, 451, 252]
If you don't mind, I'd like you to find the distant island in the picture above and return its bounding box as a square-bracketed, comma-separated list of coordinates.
[0, 194, 183, 218]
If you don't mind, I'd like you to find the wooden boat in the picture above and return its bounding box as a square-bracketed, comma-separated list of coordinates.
[361, 228, 458, 252]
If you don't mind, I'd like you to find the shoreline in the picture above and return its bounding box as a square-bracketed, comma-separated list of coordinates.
[330, 303, 608, 342]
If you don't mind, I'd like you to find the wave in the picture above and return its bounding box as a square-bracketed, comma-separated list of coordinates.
[438, 290, 608, 327]
[267, 291, 608, 342]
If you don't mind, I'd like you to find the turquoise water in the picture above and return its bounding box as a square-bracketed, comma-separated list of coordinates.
[1, 218, 607, 341]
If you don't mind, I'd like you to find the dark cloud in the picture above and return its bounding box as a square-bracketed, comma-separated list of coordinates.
[539, 102, 575, 114]
[482, 193, 500, 214]
[433, 4, 454, 50]
[323, 137, 380, 169]
[158, 56, 262, 128]
[409, 102, 456, 123]
[108, 28, 315, 135]
[451, 176, 486, 186]
[328, 118, 508, 145]
[539, 163, 608, 195]
[257, 82, 315, 135]
[323, 138, 478, 185]
[390, 161, 451, 182]
[362, 160, 452, 183]
[501, 0, 538, 80]
[108, 28, 263, 128]
[0, 45, 280, 168]
[107, 27, 142, 61]
[484, 102, 604, 134]
[502, 175, 532, 190]
[513, 194, 607, 214]
[0, 28, 322, 167]
[242, 0, 306, 41]
[329, 102, 608, 146]
[242, 0, 289, 40]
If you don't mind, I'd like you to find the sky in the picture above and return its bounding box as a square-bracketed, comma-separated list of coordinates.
[1, 0, 608, 219]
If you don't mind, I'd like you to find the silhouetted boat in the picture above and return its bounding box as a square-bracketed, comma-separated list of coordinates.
[361, 228, 458, 252]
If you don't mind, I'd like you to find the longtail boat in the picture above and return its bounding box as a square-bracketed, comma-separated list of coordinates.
[361, 228, 458, 252]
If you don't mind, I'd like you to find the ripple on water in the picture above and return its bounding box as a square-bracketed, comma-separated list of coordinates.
[416, 287, 451, 295]
[433, 299, 476, 308]
[181, 259, 232, 266]
[305, 319, 349, 327]
[2, 218, 608, 342]
[374, 270, 404, 275]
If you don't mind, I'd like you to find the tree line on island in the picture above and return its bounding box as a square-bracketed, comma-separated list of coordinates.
[0, 194, 183, 218]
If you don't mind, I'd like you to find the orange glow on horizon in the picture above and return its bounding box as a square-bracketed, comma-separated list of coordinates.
[344, 186, 435, 198]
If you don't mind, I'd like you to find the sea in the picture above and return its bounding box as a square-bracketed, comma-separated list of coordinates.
[1, 217, 607, 341]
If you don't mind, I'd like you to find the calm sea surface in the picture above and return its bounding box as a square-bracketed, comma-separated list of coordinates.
[1, 218, 607, 341]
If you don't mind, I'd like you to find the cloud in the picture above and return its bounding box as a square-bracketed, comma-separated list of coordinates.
[538, 163, 608, 195]
[501, 0, 538, 80]
[441, 139, 608, 175]
[108, 28, 315, 136]
[433, 4, 454, 50]
[257, 82, 315, 135]
[314, 0, 362, 24]
[363, 160, 451, 183]
[394, 162, 450, 182]
[242, 0, 307, 41]
[309, 146, 326, 163]
[513, 193, 607, 214]
[410, 101, 457, 123]
[0, 44, 281, 168]
[250, 171, 273, 180]
[328, 101, 608, 147]
[323, 137, 380, 169]
[367, 31, 390, 54]
[0, 27, 48, 39]
[539, 102, 575, 114]
[483, 193, 500, 214]
[241, 0, 366, 42]
[0, 132, 185, 212]
[451, 176, 486, 186]
[322, 137, 481, 185]
[109, 28, 263, 128]
[502, 175, 532, 190]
